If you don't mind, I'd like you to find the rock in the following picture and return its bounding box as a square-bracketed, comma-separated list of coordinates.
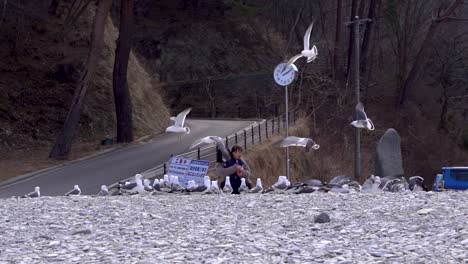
[72, 229, 93, 235]
[417, 208, 436, 215]
[314, 213, 331, 223]
[375, 128, 404, 177]
[368, 248, 395, 258]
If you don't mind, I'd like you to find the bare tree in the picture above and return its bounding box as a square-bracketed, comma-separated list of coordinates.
[112, 0, 134, 143]
[49, 0, 113, 159]
[397, 0, 466, 107]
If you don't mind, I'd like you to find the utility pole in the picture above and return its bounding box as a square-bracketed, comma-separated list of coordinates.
[285, 85, 290, 180]
[346, 16, 371, 180]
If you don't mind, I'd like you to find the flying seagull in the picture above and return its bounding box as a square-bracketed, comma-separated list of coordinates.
[283, 21, 318, 72]
[190, 135, 231, 161]
[273, 136, 320, 152]
[22, 186, 40, 198]
[351, 102, 375, 131]
[166, 108, 192, 140]
[65, 185, 81, 196]
[97, 185, 109, 196]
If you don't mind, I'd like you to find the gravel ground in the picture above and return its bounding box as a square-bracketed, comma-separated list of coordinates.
[0, 191, 467, 263]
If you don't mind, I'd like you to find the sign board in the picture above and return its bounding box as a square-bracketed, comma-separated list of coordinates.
[168, 157, 210, 188]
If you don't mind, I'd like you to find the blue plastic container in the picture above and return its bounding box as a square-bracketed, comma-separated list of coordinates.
[442, 167, 468, 190]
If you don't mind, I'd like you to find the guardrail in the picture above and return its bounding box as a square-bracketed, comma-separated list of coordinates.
[109, 109, 298, 189]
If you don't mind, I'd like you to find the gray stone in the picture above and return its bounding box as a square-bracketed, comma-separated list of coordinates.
[375, 128, 404, 177]
[314, 213, 331, 223]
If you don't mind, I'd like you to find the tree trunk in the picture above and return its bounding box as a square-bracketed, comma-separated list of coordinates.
[48, 0, 59, 15]
[333, 0, 343, 80]
[345, 0, 359, 76]
[112, 0, 134, 143]
[49, 0, 112, 159]
[397, 0, 464, 107]
[360, 0, 378, 75]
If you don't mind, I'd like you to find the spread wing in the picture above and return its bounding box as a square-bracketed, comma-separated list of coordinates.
[303, 21, 314, 50]
[175, 107, 192, 127]
[355, 102, 368, 120]
[305, 138, 320, 152]
[284, 54, 303, 71]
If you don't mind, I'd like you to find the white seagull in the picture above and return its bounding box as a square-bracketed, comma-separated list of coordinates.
[121, 174, 145, 194]
[210, 180, 221, 194]
[223, 176, 233, 194]
[97, 185, 109, 196]
[65, 185, 81, 196]
[351, 102, 375, 131]
[274, 136, 320, 152]
[283, 21, 318, 72]
[143, 179, 154, 192]
[238, 178, 249, 193]
[190, 135, 231, 160]
[22, 186, 40, 198]
[166, 108, 192, 139]
[249, 178, 263, 193]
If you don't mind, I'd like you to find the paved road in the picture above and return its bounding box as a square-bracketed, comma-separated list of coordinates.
[0, 119, 255, 198]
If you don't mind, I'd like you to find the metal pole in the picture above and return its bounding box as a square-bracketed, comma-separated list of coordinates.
[197, 148, 200, 160]
[285, 85, 290, 181]
[235, 132, 238, 144]
[353, 16, 361, 181]
[244, 129, 247, 150]
[163, 163, 167, 174]
[259, 123, 262, 143]
[272, 118, 275, 135]
[225, 137, 229, 149]
[251, 126, 254, 144]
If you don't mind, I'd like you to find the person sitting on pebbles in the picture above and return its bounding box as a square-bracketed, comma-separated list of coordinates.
[216, 145, 252, 194]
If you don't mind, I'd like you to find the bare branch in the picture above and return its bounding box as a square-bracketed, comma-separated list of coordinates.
[446, 16, 468, 21]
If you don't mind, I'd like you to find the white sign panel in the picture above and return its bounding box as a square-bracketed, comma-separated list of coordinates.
[168, 157, 210, 188]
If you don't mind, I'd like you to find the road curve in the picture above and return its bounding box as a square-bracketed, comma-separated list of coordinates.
[0, 119, 255, 198]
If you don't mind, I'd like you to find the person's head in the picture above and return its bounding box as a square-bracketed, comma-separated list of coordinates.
[231, 145, 243, 160]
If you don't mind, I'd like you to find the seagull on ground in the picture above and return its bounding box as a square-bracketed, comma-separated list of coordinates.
[65, 185, 81, 196]
[22, 186, 40, 198]
[361, 175, 381, 193]
[97, 185, 109, 196]
[409, 176, 428, 191]
[223, 176, 233, 194]
[238, 178, 249, 193]
[351, 102, 375, 131]
[210, 180, 221, 194]
[166, 108, 192, 140]
[283, 21, 318, 72]
[274, 136, 320, 152]
[121, 174, 144, 194]
[249, 178, 263, 193]
[143, 179, 154, 192]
